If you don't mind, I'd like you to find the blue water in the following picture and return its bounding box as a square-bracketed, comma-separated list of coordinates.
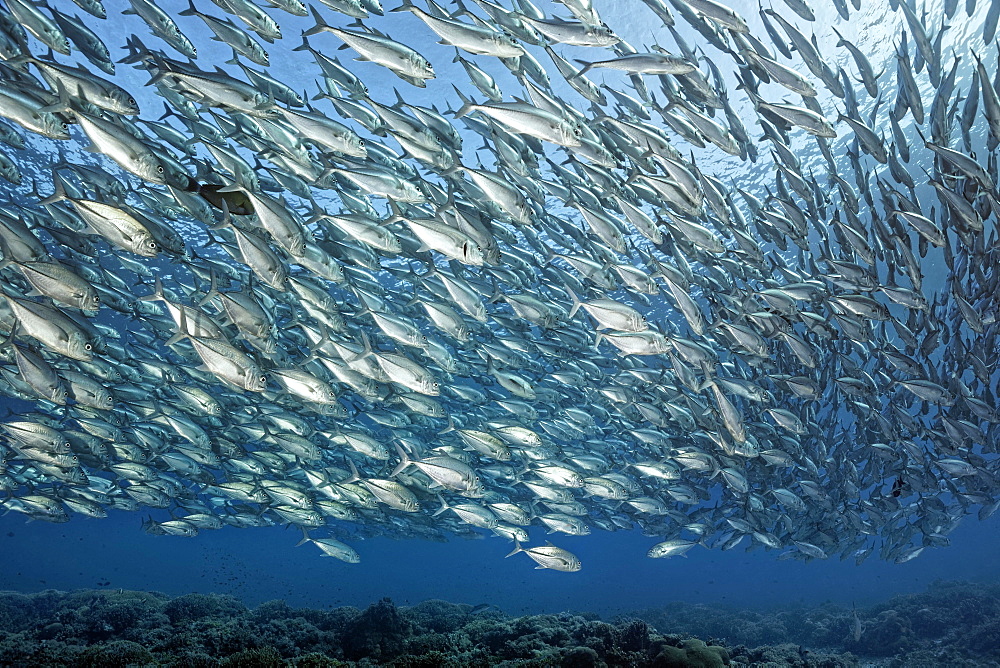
[3, 504, 998, 616]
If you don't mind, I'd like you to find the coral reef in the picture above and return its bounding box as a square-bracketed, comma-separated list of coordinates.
[0, 581, 996, 666]
[632, 580, 1000, 666]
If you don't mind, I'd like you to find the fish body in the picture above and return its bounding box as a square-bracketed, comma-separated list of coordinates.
[505, 540, 581, 571]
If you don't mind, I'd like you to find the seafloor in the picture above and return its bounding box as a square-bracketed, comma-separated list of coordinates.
[0, 580, 995, 667]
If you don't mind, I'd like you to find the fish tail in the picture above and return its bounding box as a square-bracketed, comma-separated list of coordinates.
[303, 5, 332, 37]
[438, 417, 455, 435]
[342, 459, 360, 484]
[572, 60, 593, 79]
[138, 276, 166, 303]
[566, 286, 582, 319]
[451, 85, 474, 117]
[390, 443, 411, 477]
[196, 269, 219, 308]
[388, 0, 416, 12]
[37, 169, 67, 206]
[431, 494, 448, 517]
[0, 316, 19, 349]
[504, 540, 524, 558]
[295, 527, 311, 547]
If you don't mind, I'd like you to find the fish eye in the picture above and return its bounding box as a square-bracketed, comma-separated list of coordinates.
[260, 375, 267, 383]
[84, 343, 92, 351]
[94, 295, 100, 302]
[148, 240, 158, 249]
[128, 97, 136, 106]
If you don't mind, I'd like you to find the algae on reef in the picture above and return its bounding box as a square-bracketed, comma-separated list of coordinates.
[0, 582, 995, 666]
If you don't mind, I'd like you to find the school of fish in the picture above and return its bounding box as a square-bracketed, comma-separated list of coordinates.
[0, 0, 996, 571]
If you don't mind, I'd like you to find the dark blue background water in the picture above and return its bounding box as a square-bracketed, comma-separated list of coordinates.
[3, 506, 997, 615]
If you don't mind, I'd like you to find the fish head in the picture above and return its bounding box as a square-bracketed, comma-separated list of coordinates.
[134, 234, 161, 258]
[134, 153, 171, 185]
[462, 241, 485, 266]
[245, 368, 268, 393]
[81, 289, 102, 313]
[67, 333, 94, 362]
[96, 391, 115, 410]
[45, 117, 71, 141]
[111, 89, 140, 116]
[508, 527, 530, 542]
[46, 30, 71, 55]
[563, 121, 584, 147]
[500, 34, 523, 52]
[47, 383, 69, 405]
[348, 137, 368, 159]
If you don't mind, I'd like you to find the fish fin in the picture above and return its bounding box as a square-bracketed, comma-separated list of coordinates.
[302, 5, 333, 37]
[390, 444, 411, 478]
[504, 540, 523, 558]
[196, 269, 219, 308]
[137, 276, 166, 303]
[342, 459, 360, 484]
[566, 285, 582, 319]
[438, 417, 455, 435]
[451, 84, 475, 117]
[164, 305, 192, 347]
[571, 60, 594, 79]
[431, 494, 448, 517]
[389, 0, 416, 12]
[37, 169, 67, 206]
